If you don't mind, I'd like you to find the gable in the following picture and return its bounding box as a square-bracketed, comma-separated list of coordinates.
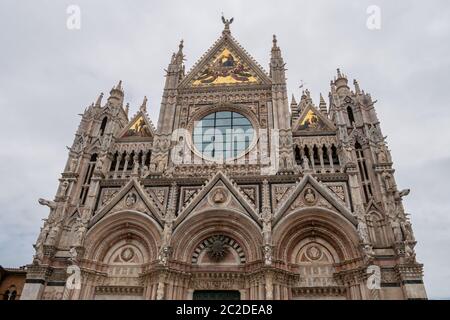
[89, 179, 163, 228]
[175, 171, 260, 227]
[293, 105, 336, 132]
[191, 47, 260, 86]
[180, 34, 271, 88]
[273, 174, 356, 226]
[118, 111, 155, 141]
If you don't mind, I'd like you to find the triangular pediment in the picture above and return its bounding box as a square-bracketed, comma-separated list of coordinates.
[293, 105, 336, 133]
[175, 171, 260, 227]
[179, 33, 271, 88]
[89, 178, 163, 228]
[273, 174, 356, 226]
[118, 111, 155, 141]
[365, 199, 383, 214]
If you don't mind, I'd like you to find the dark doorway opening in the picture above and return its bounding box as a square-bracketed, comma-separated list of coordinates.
[193, 290, 241, 300]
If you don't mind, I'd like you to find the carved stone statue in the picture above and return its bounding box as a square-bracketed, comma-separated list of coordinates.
[162, 220, 173, 248]
[45, 224, 61, 246]
[363, 244, 375, 261]
[382, 172, 394, 192]
[156, 281, 165, 300]
[304, 188, 316, 205]
[74, 218, 87, 247]
[158, 246, 171, 266]
[211, 188, 227, 204]
[95, 155, 105, 173]
[400, 219, 415, 242]
[125, 193, 137, 208]
[377, 146, 388, 163]
[302, 157, 310, 171]
[69, 158, 78, 172]
[260, 209, 273, 245]
[59, 180, 69, 198]
[157, 160, 165, 172]
[263, 245, 273, 266]
[221, 15, 234, 29]
[404, 243, 416, 262]
[141, 165, 150, 179]
[390, 218, 403, 243]
[357, 216, 370, 244]
[69, 247, 78, 264]
[34, 223, 50, 262]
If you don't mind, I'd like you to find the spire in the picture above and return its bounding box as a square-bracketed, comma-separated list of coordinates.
[270, 34, 286, 83]
[271, 35, 281, 57]
[299, 89, 313, 112]
[140, 96, 148, 112]
[175, 39, 184, 65]
[107, 80, 124, 108]
[124, 102, 129, 115]
[115, 80, 123, 91]
[272, 34, 278, 48]
[354, 79, 361, 94]
[95, 92, 104, 107]
[110, 80, 124, 96]
[333, 68, 349, 96]
[319, 93, 327, 114]
[290, 94, 299, 125]
[291, 94, 297, 106]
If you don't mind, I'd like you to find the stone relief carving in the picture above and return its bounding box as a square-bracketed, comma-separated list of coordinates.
[45, 224, 61, 246]
[73, 218, 87, 247]
[125, 193, 137, 208]
[357, 215, 370, 244]
[58, 180, 69, 198]
[303, 188, 317, 205]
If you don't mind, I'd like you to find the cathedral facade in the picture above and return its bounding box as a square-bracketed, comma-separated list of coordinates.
[21, 20, 426, 300]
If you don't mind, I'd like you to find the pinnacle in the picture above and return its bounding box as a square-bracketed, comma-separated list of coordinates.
[115, 80, 123, 91]
[140, 96, 148, 112]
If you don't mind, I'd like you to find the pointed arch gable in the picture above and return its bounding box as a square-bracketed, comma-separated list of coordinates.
[175, 171, 260, 227]
[292, 104, 336, 133]
[179, 33, 272, 88]
[273, 174, 356, 227]
[117, 110, 156, 141]
[89, 178, 164, 228]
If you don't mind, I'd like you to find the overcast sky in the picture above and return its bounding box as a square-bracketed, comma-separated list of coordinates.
[0, 0, 449, 299]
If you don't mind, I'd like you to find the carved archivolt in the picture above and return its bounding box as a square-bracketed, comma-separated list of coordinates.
[273, 208, 361, 263]
[84, 211, 162, 264]
[191, 234, 246, 264]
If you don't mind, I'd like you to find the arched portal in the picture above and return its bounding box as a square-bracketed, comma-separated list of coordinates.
[274, 208, 363, 300]
[81, 211, 162, 300]
[171, 209, 263, 300]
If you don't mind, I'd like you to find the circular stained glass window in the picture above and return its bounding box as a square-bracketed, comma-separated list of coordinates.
[193, 111, 254, 161]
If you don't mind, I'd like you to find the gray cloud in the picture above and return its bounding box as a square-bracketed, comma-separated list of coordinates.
[0, 0, 449, 299]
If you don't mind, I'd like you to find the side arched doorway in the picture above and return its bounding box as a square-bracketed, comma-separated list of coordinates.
[274, 208, 364, 300]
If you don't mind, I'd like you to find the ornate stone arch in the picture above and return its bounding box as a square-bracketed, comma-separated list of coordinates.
[273, 207, 361, 263]
[171, 209, 263, 263]
[83, 210, 162, 264]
